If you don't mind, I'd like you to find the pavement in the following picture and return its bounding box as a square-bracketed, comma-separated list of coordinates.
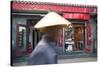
[58, 57, 97, 64]
[13, 57, 97, 66]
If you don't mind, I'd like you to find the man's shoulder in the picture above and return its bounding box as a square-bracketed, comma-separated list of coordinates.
[35, 42, 48, 52]
[38, 44, 50, 51]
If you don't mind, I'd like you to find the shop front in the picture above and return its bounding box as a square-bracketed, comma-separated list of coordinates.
[11, 1, 97, 59]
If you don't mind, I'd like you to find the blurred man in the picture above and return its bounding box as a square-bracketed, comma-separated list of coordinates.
[27, 12, 71, 65]
[27, 26, 62, 65]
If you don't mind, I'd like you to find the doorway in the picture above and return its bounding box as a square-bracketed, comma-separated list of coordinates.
[26, 19, 42, 54]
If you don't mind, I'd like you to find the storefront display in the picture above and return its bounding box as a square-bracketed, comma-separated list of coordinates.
[11, 1, 97, 57]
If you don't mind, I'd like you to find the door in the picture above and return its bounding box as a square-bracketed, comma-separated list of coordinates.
[26, 19, 42, 54]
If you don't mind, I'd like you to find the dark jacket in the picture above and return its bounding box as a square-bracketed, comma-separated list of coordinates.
[27, 35, 57, 65]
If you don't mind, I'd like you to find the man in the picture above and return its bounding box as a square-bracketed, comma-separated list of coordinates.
[27, 12, 71, 65]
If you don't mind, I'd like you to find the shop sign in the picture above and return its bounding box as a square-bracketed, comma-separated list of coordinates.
[63, 13, 90, 20]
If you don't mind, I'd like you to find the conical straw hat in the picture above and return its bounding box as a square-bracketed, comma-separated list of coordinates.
[34, 12, 71, 29]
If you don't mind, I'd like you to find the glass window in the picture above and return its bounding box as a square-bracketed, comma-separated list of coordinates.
[64, 24, 85, 52]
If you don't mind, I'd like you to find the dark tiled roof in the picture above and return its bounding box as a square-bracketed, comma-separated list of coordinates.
[12, 1, 97, 8]
[11, 1, 97, 14]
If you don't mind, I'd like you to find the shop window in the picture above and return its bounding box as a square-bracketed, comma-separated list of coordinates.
[16, 24, 27, 56]
[64, 24, 85, 52]
[18, 26, 26, 47]
[64, 27, 74, 52]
